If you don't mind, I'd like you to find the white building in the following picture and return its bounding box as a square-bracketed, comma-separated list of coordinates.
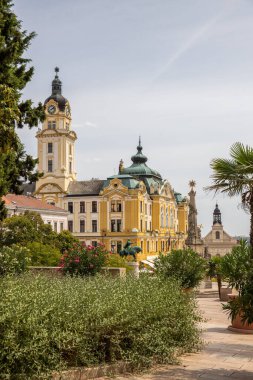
[3, 194, 68, 233]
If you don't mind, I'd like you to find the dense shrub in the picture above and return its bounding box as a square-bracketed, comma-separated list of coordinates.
[154, 248, 206, 289]
[0, 274, 201, 379]
[27, 242, 61, 266]
[105, 253, 133, 272]
[60, 242, 108, 276]
[55, 230, 79, 253]
[0, 244, 30, 276]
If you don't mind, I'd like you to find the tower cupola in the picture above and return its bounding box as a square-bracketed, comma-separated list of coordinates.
[44, 67, 69, 113]
[213, 203, 222, 225]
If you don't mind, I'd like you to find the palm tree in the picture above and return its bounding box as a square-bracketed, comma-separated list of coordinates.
[205, 142, 253, 255]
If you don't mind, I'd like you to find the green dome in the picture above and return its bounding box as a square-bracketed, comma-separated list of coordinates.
[103, 174, 140, 189]
[121, 139, 162, 180]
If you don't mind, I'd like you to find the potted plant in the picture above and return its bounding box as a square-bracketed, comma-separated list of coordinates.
[154, 248, 206, 290]
[220, 240, 253, 332]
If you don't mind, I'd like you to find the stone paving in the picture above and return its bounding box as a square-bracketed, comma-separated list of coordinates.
[100, 286, 253, 380]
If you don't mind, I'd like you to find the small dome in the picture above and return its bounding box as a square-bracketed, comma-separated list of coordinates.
[122, 138, 162, 179]
[44, 67, 69, 111]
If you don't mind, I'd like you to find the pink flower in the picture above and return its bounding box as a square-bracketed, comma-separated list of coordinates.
[74, 259, 80, 263]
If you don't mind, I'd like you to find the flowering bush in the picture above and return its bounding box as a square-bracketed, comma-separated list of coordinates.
[60, 242, 108, 276]
[0, 244, 30, 276]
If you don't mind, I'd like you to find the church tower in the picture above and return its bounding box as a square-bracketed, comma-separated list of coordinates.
[35, 68, 77, 207]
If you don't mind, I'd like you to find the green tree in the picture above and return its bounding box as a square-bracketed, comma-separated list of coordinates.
[0, 211, 57, 247]
[55, 230, 79, 253]
[205, 142, 253, 254]
[0, 0, 44, 220]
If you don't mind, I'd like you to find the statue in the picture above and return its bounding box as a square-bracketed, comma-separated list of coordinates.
[119, 239, 142, 261]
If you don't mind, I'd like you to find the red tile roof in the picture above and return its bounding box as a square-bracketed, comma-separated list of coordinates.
[3, 194, 67, 213]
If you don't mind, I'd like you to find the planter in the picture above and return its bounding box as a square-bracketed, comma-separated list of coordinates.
[127, 262, 139, 278]
[228, 313, 253, 334]
[227, 295, 253, 334]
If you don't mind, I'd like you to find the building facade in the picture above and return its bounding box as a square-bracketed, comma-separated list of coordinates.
[34, 69, 189, 258]
[3, 194, 68, 232]
[203, 204, 238, 257]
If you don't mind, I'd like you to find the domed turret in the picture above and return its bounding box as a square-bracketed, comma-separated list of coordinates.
[44, 67, 69, 112]
[121, 137, 162, 179]
[213, 203, 222, 225]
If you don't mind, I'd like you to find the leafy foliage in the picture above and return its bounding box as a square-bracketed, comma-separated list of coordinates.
[221, 240, 253, 325]
[0, 211, 57, 247]
[0, 244, 30, 275]
[0, 0, 45, 219]
[0, 274, 202, 378]
[220, 240, 251, 294]
[154, 248, 206, 289]
[55, 230, 79, 254]
[60, 242, 108, 276]
[105, 253, 134, 272]
[205, 142, 253, 251]
[27, 242, 61, 267]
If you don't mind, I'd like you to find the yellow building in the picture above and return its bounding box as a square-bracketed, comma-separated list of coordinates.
[35, 69, 189, 259]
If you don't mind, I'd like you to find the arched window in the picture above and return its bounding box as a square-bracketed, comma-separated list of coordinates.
[215, 231, 220, 240]
[170, 209, 174, 228]
[166, 208, 169, 227]
[161, 207, 164, 227]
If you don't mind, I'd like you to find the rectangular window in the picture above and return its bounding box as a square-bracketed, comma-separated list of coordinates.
[48, 159, 53, 172]
[80, 219, 85, 233]
[69, 161, 72, 173]
[54, 222, 57, 232]
[111, 219, 116, 232]
[69, 144, 72, 155]
[48, 142, 53, 153]
[149, 204, 152, 215]
[117, 219, 122, 232]
[156, 241, 158, 252]
[147, 241, 150, 253]
[68, 202, 73, 213]
[68, 220, 73, 232]
[140, 201, 143, 213]
[80, 201, 85, 213]
[140, 219, 143, 232]
[141, 241, 143, 250]
[150, 221, 152, 231]
[48, 121, 56, 130]
[92, 220, 97, 232]
[145, 221, 147, 231]
[92, 241, 98, 247]
[60, 222, 64, 232]
[92, 201, 97, 213]
[111, 201, 122, 212]
[145, 204, 147, 215]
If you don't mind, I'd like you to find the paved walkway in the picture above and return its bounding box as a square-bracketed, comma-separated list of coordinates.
[101, 287, 253, 380]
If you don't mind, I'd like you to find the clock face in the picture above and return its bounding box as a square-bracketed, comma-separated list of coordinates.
[48, 105, 56, 114]
[65, 106, 71, 116]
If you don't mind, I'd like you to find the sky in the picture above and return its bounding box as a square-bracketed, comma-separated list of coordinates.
[14, 0, 253, 236]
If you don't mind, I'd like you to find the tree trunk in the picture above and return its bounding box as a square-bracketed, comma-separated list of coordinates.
[217, 274, 222, 300]
[250, 190, 253, 259]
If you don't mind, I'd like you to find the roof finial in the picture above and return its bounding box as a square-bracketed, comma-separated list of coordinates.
[139, 136, 141, 147]
[54, 67, 59, 79]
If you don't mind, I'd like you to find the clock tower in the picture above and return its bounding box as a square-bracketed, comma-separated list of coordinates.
[35, 68, 77, 206]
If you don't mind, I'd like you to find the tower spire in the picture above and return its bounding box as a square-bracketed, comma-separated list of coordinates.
[52, 67, 62, 95]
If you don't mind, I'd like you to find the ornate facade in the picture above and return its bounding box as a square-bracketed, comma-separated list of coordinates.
[34, 69, 189, 258]
[203, 204, 238, 257]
